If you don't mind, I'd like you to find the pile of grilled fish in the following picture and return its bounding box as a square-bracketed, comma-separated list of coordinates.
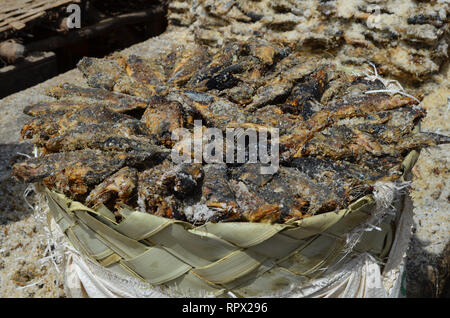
[13, 40, 449, 224]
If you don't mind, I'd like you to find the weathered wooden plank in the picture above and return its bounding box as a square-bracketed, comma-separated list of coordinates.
[0, 0, 77, 21]
[0, 0, 79, 34]
[0, 51, 57, 98]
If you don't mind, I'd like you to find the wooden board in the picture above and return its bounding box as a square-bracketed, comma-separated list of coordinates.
[0, 0, 80, 33]
[0, 51, 57, 98]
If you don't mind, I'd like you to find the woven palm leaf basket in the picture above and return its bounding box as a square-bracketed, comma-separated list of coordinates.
[38, 149, 419, 298]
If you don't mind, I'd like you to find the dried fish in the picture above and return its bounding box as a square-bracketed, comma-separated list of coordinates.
[77, 56, 125, 90]
[137, 161, 187, 219]
[44, 121, 167, 156]
[230, 164, 341, 222]
[23, 100, 89, 117]
[13, 150, 152, 199]
[141, 100, 185, 146]
[47, 83, 150, 114]
[167, 46, 211, 86]
[86, 167, 138, 210]
[21, 106, 138, 146]
[13, 39, 450, 225]
[124, 55, 168, 95]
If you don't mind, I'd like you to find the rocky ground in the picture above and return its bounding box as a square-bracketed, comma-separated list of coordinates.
[0, 2, 449, 297]
[406, 63, 450, 297]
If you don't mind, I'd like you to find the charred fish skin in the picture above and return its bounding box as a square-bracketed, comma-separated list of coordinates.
[167, 46, 212, 87]
[77, 57, 125, 90]
[286, 157, 381, 204]
[86, 167, 138, 211]
[229, 164, 341, 222]
[228, 164, 281, 223]
[351, 108, 425, 144]
[21, 106, 137, 146]
[12, 150, 147, 200]
[44, 119, 156, 153]
[37, 113, 169, 158]
[137, 161, 204, 220]
[15, 38, 450, 224]
[278, 93, 420, 161]
[186, 41, 249, 90]
[185, 40, 285, 94]
[302, 125, 450, 163]
[46, 132, 168, 158]
[12, 150, 137, 183]
[142, 100, 185, 147]
[159, 163, 204, 198]
[281, 69, 328, 118]
[124, 54, 168, 95]
[276, 166, 342, 218]
[137, 161, 187, 220]
[180, 90, 249, 130]
[396, 132, 450, 151]
[21, 113, 62, 144]
[180, 90, 300, 135]
[77, 55, 157, 98]
[46, 83, 150, 114]
[23, 100, 90, 117]
[183, 164, 242, 224]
